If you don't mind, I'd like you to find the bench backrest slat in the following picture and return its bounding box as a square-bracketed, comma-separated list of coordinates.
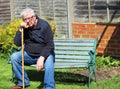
[54, 38, 97, 68]
[55, 51, 89, 55]
[55, 46, 93, 50]
[56, 55, 90, 59]
[55, 43, 94, 46]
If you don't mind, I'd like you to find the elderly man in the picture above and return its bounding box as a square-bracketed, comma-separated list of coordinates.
[11, 8, 55, 89]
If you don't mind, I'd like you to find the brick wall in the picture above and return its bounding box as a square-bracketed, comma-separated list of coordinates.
[72, 23, 120, 57]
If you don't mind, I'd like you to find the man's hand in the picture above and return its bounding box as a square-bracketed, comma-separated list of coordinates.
[36, 56, 45, 71]
[20, 22, 29, 28]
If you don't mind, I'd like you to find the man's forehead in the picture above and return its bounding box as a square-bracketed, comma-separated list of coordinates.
[23, 13, 33, 18]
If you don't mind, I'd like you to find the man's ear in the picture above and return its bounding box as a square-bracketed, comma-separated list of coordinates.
[35, 14, 38, 18]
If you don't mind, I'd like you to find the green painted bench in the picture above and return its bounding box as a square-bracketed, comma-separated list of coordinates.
[31, 38, 98, 89]
[9, 38, 98, 89]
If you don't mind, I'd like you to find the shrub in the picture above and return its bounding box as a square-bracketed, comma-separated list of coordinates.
[0, 19, 22, 55]
[96, 55, 120, 68]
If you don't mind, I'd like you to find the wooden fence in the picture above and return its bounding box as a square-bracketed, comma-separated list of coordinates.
[0, 0, 11, 25]
[0, 0, 120, 39]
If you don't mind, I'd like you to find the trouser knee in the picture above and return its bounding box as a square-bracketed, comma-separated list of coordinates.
[10, 52, 21, 63]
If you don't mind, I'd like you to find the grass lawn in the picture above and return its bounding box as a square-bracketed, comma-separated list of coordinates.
[0, 59, 120, 89]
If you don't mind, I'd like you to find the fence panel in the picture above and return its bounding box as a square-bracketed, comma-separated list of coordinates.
[0, 0, 11, 25]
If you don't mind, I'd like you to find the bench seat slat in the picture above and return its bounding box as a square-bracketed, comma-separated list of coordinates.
[31, 64, 87, 68]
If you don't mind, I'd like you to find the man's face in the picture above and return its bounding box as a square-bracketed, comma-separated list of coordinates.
[23, 13, 36, 27]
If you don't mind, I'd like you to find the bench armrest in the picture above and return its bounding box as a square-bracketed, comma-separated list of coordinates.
[87, 50, 96, 68]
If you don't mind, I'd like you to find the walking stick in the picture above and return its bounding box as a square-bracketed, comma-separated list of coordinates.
[21, 28, 25, 89]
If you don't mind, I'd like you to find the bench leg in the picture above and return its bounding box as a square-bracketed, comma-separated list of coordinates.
[88, 64, 96, 89]
[88, 67, 91, 89]
[93, 66, 97, 82]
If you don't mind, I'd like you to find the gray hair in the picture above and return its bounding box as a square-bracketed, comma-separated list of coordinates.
[20, 8, 35, 17]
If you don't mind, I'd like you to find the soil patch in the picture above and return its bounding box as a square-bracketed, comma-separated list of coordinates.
[74, 67, 120, 80]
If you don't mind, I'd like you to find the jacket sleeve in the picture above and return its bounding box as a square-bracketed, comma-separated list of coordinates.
[14, 30, 22, 46]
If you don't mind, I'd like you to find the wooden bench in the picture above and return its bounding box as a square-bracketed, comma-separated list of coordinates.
[9, 38, 98, 89]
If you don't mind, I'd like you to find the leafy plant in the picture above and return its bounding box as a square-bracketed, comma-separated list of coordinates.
[96, 55, 120, 68]
[0, 19, 22, 55]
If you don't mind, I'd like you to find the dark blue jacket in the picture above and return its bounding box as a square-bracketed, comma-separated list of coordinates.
[14, 17, 54, 58]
